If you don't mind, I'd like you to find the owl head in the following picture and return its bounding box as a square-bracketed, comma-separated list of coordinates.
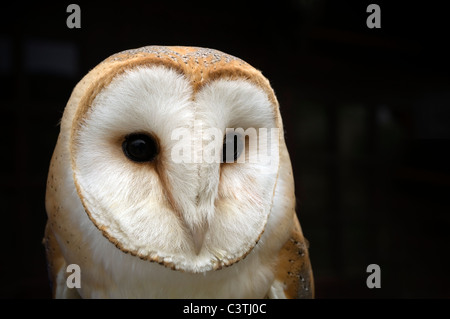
[60, 46, 288, 273]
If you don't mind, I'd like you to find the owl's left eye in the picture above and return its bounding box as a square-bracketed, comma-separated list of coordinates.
[122, 133, 158, 163]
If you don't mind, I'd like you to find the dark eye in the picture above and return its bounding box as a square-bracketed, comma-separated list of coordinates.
[222, 132, 243, 163]
[122, 133, 158, 163]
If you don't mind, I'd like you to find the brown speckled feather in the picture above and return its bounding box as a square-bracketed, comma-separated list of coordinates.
[274, 215, 314, 298]
[43, 223, 63, 297]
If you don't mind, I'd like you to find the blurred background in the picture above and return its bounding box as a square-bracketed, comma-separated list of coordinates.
[0, 0, 449, 298]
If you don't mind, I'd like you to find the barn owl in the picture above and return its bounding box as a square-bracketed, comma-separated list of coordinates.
[44, 46, 313, 299]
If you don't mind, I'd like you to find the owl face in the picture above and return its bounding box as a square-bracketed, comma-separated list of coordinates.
[68, 46, 282, 273]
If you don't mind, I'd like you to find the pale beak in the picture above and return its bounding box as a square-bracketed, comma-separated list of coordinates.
[189, 222, 208, 255]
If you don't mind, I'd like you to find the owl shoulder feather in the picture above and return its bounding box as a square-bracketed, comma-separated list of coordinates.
[268, 214, 314, 299]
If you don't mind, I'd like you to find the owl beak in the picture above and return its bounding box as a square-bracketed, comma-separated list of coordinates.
[189, 223, 208, 255]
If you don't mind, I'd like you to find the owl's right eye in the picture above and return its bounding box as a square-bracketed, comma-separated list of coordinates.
[222, 132, 244, 163]
[122, 133, 159, 163]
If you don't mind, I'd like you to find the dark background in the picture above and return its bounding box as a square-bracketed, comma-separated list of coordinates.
[1, 0, 449, 298]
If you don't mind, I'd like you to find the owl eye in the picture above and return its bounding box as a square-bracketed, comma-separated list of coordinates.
[222, 132, 244, 163]
[122, 133, 158, 163]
